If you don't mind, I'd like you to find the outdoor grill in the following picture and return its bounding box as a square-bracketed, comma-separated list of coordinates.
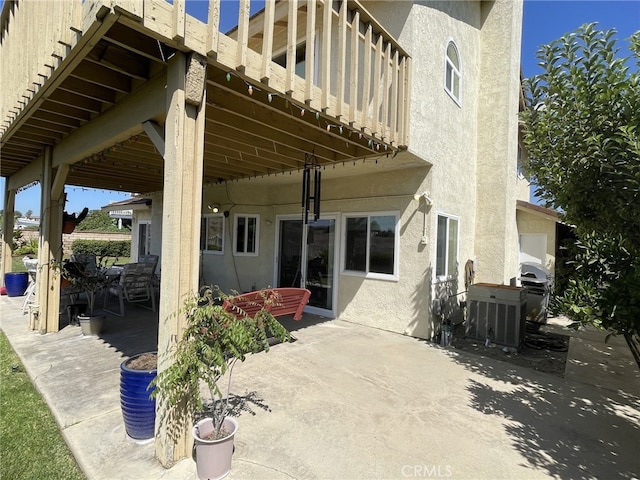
[519, 263, 552, 326]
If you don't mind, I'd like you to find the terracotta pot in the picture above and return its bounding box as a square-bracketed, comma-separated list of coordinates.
[192, 417, 238, 480]
[63, 221, 77, 234]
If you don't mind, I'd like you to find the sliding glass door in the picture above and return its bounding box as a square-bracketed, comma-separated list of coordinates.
[276, 216, 336, 316]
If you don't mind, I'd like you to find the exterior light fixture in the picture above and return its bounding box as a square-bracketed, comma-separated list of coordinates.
[413, 191, 433, 205]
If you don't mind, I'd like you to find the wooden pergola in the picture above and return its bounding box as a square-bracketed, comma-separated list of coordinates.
[0, 0, 411, 465]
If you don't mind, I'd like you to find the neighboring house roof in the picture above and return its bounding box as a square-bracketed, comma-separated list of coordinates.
[516, 200, 560, 221]
[101, 198, 152, 213]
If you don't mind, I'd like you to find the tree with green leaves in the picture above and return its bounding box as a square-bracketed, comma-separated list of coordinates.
[521, 23, 640, 337]
[76, 209, 127, 232]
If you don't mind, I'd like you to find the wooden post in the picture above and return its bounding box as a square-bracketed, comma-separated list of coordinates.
[236, 0, 250, 72]
[155, 51, 206, 467]
[1, 187, 16, 281]
[349, 9, 360, 125]
[260, 0, 276, 82]
[361, 23, 372, 129]
[36, 147, 65, 334]
[320, 0, 332, 112]
[335, 0, 347, 119]
[285, 0, 298, 94]
[304, 0, 316, 103]
[207, 0, 220, 58]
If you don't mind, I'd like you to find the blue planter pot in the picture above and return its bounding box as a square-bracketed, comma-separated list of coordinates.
[5, 272, 29, 297]
[120, 352, 157, 440]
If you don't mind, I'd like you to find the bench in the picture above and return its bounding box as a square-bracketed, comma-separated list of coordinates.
[222, 287, 311, 321]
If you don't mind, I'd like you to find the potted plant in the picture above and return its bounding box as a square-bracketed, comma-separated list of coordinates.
[152, 286, 290, 480]
[120, 351, 158, 442]
[62, 207, 89, 234]
[60, 257, 111, 335]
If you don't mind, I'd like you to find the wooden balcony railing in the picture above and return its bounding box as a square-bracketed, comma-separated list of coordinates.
[1, 0, 411, 148]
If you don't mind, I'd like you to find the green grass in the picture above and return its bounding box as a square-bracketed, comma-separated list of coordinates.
[11, 255, 28, 272]
[0, 330, 86, 480]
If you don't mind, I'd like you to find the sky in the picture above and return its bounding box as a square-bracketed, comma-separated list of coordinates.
[1, 0, 638, 217]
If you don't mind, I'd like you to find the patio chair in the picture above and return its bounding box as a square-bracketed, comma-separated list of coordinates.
[70, 253, 98, 275]
[138, 254, 160, 291]
[22, 257, 39, 314]
[103, 262, 157, 317]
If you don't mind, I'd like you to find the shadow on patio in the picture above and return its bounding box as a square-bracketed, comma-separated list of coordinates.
[442, 345, 640, 479]
[58, 296, 332, 360]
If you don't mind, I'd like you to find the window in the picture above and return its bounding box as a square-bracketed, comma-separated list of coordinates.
[137, 221, 151, 257]
[343, 213, 398, 279]
[436, 214, 459, 279]
[234, 214, 259, 256]
[445, 40, 461, 104]
[273, 43, 307, 79]
[200, 214, 224, 254]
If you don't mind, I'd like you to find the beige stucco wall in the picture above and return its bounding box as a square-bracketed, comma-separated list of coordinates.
[198, 161, 437, 337]
[474, 0, 523, 285]
[364, 0, 524, 300]
[151, 0, 524, 341]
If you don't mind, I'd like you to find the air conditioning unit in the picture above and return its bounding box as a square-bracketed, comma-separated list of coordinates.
[466, 283, 527, 350]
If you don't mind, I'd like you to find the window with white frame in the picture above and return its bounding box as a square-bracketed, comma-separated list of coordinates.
[343, 213, 398, 279]
[436, 214, 459, 279]
[445, 40, 461, 104]
[200, 214, 225, 254]
[137, 221, 151, 257]
[234, 214, 259, 256]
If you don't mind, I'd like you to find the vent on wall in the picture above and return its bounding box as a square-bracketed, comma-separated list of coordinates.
[465, 283, 527, 350]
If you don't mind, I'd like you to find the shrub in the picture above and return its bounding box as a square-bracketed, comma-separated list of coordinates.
[71, 239, 130, 258]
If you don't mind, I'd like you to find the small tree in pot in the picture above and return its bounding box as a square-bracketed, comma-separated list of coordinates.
[59, 258, 110, 334]
[151, 286, 290, 479]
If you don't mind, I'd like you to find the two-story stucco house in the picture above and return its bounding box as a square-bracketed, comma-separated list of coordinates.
[1, 0, 526, 463]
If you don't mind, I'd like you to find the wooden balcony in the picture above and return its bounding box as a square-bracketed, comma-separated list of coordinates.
[1, 0, 412, 193]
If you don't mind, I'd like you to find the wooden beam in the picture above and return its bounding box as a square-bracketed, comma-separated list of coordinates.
[142, 121, 165, 157]
[51, 73, 166, 168]
[71, 61, 132, 92]
[0, 7, 119, 147]
[103, 23, 169, 63]
[51, 164, 69, 200]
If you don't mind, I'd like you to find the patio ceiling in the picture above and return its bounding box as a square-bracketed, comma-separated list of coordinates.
[1, 18, 390, 196]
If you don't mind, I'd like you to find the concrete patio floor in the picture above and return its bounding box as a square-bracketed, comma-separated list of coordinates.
[1, 293, 639, 479]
